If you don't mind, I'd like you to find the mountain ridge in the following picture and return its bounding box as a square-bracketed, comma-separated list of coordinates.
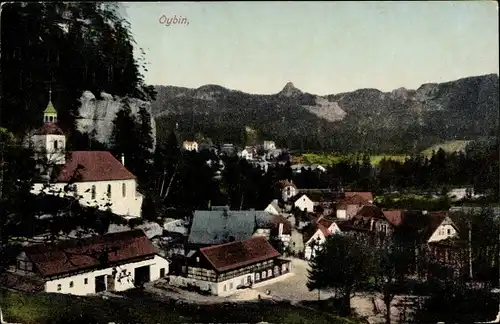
[151, 73, 499, 154]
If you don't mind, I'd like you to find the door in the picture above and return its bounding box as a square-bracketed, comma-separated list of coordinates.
[106, 275, 115, 291]
[95, 275, 106, 293]
[134, 265, 151, 287]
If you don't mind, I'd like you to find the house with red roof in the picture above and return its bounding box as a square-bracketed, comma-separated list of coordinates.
[178, 236, 291, 296]
[1, 230, 170, 295]
[30, 95, 143, 218]
[335, 193, 373, 219]
[302, 217, 341, 260]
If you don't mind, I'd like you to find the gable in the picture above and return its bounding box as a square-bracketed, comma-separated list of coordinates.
[294, 195, 312, 205]
[328, 222, 340, 234]
[265, 204, 279, 214]
[306, 229, 324, 246]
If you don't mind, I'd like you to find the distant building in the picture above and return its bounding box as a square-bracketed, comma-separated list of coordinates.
[263, 140, 276, 151]
[220, 143, 236, 156]
[238, 148, 254, 160]
[182, 141, 198, 152]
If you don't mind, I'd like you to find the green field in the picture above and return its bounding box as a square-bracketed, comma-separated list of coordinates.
[296, 153, 408, 166]
[0, 290, 361, 324]
[421, 140, 471, 157]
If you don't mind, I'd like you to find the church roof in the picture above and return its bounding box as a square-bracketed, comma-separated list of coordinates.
[34, 123, 64, 135]
[44, 101, 57, 114]
[55, 151, 136, 182]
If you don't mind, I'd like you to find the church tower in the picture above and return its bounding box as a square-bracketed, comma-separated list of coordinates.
[32, 89, 66, 166]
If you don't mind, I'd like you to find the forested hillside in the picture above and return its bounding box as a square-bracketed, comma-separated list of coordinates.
[152, 74, 499, 154]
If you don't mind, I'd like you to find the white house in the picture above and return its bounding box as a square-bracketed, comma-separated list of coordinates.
[292, 194, 314, 213]
[238, 148, 253, 160]
[2, 230, 169, 296]
[303, 218, 341, 260]
[276, 180, 298, 202]
[254, 213, 293, 247]
[175, 236, 291, 297]
[29, 95, 143, 219]
[182, 141, 198, 152]
[263, 140, 276, 151]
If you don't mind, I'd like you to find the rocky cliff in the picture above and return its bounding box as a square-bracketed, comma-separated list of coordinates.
[77, 91, 156, 147]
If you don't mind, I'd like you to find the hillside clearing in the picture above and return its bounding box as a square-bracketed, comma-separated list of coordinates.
[421, 140, 470, 157]
[295, 153, 408, 166]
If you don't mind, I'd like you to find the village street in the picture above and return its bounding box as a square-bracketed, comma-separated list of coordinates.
[135, 257, 406, 323]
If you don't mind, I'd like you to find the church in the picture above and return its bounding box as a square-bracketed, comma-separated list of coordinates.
[29, 91, 143, 219]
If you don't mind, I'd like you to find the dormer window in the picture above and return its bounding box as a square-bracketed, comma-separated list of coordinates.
[17, 260, 33, 272]
[53, 140, 58, 150]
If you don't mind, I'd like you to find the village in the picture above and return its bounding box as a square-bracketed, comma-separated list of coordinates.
[0, 2, 498, 323]
[1, 95, 491, 324]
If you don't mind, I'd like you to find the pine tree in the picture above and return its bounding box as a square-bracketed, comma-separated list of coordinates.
[111, 99, 140, 177]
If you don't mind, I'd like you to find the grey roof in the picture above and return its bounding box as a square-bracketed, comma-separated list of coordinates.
[188, 210, 273, 245]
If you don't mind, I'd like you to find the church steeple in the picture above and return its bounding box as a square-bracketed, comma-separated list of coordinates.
[43, 86, 58, 123]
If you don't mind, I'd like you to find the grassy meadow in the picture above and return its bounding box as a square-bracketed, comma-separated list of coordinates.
[294, 153, 408, 166]
[0, 289, 361, 324]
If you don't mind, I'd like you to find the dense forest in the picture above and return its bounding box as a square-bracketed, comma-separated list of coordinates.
[0, 2, 158, 272]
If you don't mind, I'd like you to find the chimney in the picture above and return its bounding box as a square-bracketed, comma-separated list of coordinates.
[121, 154, 125, 166]
[278, 223, 284, 237]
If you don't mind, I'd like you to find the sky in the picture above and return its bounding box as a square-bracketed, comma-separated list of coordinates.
[122, 1, 499, 95]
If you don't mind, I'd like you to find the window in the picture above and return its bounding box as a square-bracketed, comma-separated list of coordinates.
[16, 260, 33, 271]
[107, 184, 111, 198]
[91, 185, 96, 200]
[57, 284, 62, 291]
[247, 275, 252, 283]
[122, 183, 126, 197]
[262, 271, 266, 279]
[229, 282, 233, 289]
[447, 228, 451, 235]
[53, 140, 58, 150]
[160, 268, 165, 277]
[268, 269, 272, 277]
[84, 278, 88, 285]
[69, 281, 74, 288]
[223, 284, 227, 291]
[49, 116, 54, 122]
